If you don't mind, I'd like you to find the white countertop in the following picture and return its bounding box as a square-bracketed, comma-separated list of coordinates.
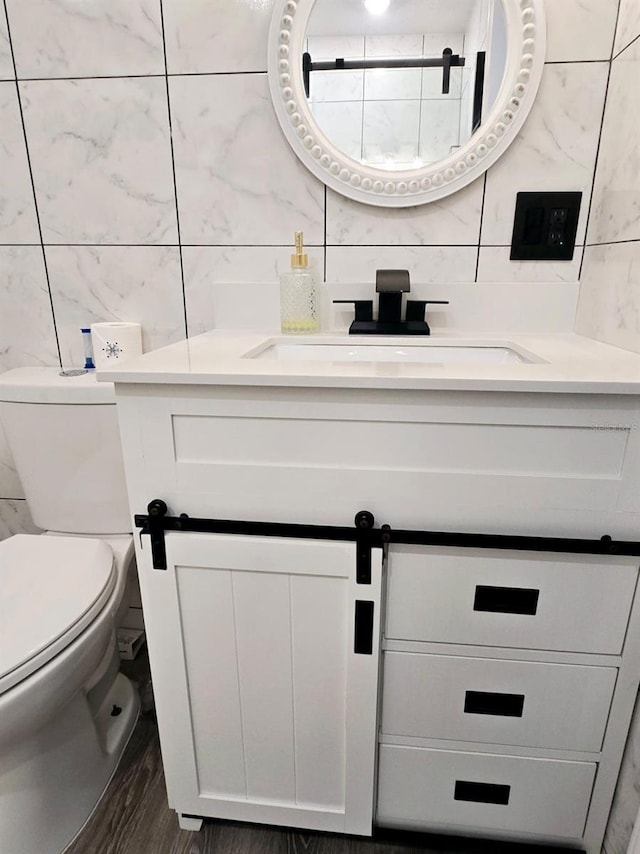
[98, 330, 640, 394]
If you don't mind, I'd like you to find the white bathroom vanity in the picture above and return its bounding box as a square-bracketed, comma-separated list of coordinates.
[103, 331, 640, 854]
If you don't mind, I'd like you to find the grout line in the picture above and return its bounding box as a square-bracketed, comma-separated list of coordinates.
[2, 0, 62, 369]
[578, 49, 614, 281]
[609, 0, 624, 61]
[15, 70, 267, 83]
[323, 185, 327, 281]
[612, 32, 640, 62]
[475, 173, 487, 282]
[585, 238, 640, 248]
[158, 0, 188, 340]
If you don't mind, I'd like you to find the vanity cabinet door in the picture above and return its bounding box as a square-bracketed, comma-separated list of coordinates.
[137, 531, 382, 836]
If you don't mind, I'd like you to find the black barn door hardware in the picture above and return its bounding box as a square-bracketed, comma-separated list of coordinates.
[135, 500, 640, 573]
[302, 49, 465, 98]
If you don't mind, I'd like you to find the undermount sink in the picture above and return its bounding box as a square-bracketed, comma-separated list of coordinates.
[246, 339, 538, 365]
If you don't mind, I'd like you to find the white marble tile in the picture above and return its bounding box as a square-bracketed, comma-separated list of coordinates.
[588, 38, 640, 245]
[615, 0, 640, 57]
[0, 83, 40, 242]
[170, 74, 325, 246]
[5, 0, 164, 79]
[311, 101, 363, 163]
[306, 35, 365, 61]
[603, 694, 640, 854]
[363, 100, 421, 166]
[0, 247, 58, 370]
[326, 175, 483, 247]
[545, 0, 619, 62]
[481, 62, 609, 247]
[162, 0, 275, 74]
[45, 246, 186, 369]
[183, 246, 323, 336]
[20, 78, 178, 245]
[325, 245, 477, 284]
[477, 246, 583, 283]
[0, 498, 41, 539]
[0, 4, 12, 79]
[576, 243, 640, 355]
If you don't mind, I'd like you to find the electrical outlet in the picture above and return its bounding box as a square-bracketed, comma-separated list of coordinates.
[510, 192, 582, 261]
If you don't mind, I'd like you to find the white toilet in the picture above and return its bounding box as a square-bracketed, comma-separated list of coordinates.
[0, 367, 141, 854]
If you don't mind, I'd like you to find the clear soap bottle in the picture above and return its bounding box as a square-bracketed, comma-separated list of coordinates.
[280, 232, 319, 334]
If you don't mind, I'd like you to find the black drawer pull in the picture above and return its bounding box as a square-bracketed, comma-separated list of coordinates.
[454, 780, 511, 805]
[474, 585, 539, 615]
[464, 690, 525, 717]
[354, 600, 374, 655]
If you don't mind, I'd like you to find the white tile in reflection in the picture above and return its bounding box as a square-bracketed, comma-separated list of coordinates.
[602, 693, 640, 854]
[0, 83, 39, 243]
[481, 62, 609, 246]
[306, 36, 365, 102]
[0, 247, 58, 371]
[545, 0, 619, 62]
[0, 5, 12, 79]
[326, 245, 477, 284]
[170, 74, 324, 245]
[21, 78, 178, 245]
[5, 0, 164, 78]
[366, 35, 424, 58]
[312, 101, 363, 163]
[310, 70, 364, 104]
[363, 100, 420, 167]
[326, 175, 483, 247]
[419, 100, 463, 164]
[365, 68, 422, 102]
[477, 247, 582, 284]
[588, 38, 640, 244]
[307, 35, 365, 60]
[162, 0, 275, 74]
[0, 499, 41, 539]
[615, 0, 640, 56]
[576, 243, 640, 355]
[45, 246, 186, 369]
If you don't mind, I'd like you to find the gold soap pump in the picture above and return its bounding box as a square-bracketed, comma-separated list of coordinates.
[279, 231, 319, 334]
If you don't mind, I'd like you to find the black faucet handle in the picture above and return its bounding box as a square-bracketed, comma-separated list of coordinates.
[376, 269, 410, 293]
[333, 300, 374, 321]
[406, 299, 450, 322]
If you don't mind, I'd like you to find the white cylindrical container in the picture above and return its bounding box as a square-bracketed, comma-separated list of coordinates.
[91, 322, 142, 370]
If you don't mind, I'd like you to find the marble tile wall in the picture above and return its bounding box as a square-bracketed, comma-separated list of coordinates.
[577, 5, 640, 853]
[0, 0, 623, 534]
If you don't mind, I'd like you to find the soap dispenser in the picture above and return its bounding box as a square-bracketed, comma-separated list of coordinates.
[280, 232, 319, 334]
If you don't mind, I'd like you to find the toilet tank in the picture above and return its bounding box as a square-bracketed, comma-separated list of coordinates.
[0, 368, 131, 535]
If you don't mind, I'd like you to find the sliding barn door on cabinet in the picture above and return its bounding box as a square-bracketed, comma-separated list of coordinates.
[137, 531, 382, 835]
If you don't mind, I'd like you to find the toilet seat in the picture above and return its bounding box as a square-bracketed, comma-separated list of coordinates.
[0, 534, 116, 695]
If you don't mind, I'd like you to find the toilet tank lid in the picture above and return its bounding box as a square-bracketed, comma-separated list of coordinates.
[0, 367, 116, 404]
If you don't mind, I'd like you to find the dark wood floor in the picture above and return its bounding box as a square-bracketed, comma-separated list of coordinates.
[67, 659, 573, 854]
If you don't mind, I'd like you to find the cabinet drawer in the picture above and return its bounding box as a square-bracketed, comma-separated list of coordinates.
[376, 745, 596, 840]
[386, 546, 638, 654]
[381, 652, 617, 751]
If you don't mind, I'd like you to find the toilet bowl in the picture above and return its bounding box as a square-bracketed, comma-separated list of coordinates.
[0, 368, 141, 854]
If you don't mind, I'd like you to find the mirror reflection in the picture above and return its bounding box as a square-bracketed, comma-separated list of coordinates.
[304, 0, 508, 171]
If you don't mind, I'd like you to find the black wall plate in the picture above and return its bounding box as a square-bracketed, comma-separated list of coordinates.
[510, 191, 582, 261]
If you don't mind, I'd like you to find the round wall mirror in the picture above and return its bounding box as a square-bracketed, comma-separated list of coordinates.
[268, 0, 545, 207]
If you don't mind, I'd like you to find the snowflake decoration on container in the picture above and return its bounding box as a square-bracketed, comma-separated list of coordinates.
[102, 340, 122, 360]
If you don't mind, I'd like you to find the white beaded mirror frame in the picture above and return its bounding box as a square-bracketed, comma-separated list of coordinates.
[268, 0, 546, 207]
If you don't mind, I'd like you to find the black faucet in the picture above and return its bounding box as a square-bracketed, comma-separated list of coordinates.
[334, 270, 449, 335]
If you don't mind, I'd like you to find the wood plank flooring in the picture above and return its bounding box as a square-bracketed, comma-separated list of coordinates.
[66, 661, 574, 854]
